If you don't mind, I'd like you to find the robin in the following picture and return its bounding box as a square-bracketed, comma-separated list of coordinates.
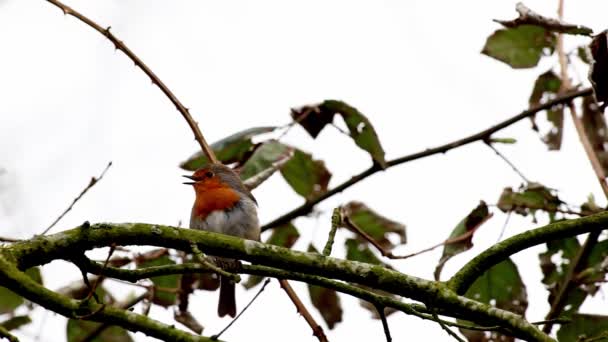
[183, 163, 260, 317]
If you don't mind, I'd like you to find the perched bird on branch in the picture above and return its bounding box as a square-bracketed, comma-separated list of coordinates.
[184, 163, 260, 317]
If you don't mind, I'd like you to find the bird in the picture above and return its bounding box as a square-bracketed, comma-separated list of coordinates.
[184, 163, 260, 317]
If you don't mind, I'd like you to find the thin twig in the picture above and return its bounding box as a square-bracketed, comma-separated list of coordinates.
[485, 142, 530, 183]
[45, 0, 218, 163]
[542, 0, 606, 332]
[190, 243, 240, 283]
[261, 88, 592, 231]
[41, 161, 112, 235]
[86, 244, 116, 302]
[432, 309, 465, 342]
[322, 208, 342, 256]
[211, 278, 271, 340]
[375, 305, 392, 342]
[497, 211, 512, 242]
[278, 279, 328, 342]
[543, 231, 600, 332]
[344, 213, 493, 260]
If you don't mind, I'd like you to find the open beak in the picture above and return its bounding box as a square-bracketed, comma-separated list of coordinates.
[182, 175, 197, 185]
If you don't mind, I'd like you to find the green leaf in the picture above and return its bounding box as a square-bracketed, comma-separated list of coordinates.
[529, 70, 562, 106]
[577, 45, 592, 64]
[582, 95, 608, 175]
[529, 70, 564, 150]
[280, 149, 331, 200]
[588, 31, 608, 107]
[67, 319, 133, 342]
[434, 202, 491, 281]
[307, 245, 343, 329]
[538, 239, 608, 318]
[0, 315, 31, 331]
[180, 126, 276, 171]
[244, 223, 300, 289]
[343, 201, 406, 250]
[239, 140, 292, 181]
[459, 259, 528, 341]
[320, 100, 387, 167]
[0, 267, 43, 314]
[482, 25, 555, 69]
[137, 255, 180, 307]
[290, 105, 335, 138]
[557, 314, 608, 342]
[344, 238, 388, 267]
[497, 182, 562, 219]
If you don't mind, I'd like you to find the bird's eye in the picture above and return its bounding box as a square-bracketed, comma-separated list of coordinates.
[205, 171, 214, 178]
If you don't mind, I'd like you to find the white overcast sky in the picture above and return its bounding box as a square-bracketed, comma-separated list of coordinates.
[1, 1, 607, 341]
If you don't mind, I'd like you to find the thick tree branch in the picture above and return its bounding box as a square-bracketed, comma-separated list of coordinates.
[3, 222, 562, 341]
[261, 88, 592, 231]
[45, 0, 218, 163]
[0, 254, 218, 342]
[448, 211, 608, 295]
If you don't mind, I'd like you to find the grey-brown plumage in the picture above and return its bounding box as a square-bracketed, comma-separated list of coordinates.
[186, 163, 260, 317]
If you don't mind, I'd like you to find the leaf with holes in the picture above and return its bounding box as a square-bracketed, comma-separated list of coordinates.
[244, 223, 300, 289]
[589, 31, 608, 108]
[307, 245, 343, 329]
[539, 238, 608, 319]
[180, 126, 276, 171]
[482, 25, 556, 69]
[497, 182, 562, 219]
[343, 201, 406, 250]
[434, 202, 490, 281]
[320, 100, 386, 167]
[280, 148, 331, 200]
[239, 140, 293, 181]
[459, 258, 528, 342]
[557, 314, 608, 342]
[137, 255, 180, 307]
[582, 95, 608, 174]
[67, 319, 133, 342]
[0, 267, 43, 314]
[529, 70, 564, 150]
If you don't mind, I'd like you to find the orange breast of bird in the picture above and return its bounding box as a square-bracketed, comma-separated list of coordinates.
[192, 178, 241, 219]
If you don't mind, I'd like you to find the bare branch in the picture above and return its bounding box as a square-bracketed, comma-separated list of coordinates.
[211, 278, 271, 340]
[41, 161, 112, 235]
[376, 305, 392, 342]
[485, 142, 530, 183]
[541, 1, 606, 332]
[261, 88, 592, 231]
[278, 279, 328, 342]
[45, 0, 218, 163]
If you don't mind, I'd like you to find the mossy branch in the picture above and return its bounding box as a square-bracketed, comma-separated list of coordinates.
[0, 220, 576, 341]
[0, 254, 218, 342]
[448, 211, 608, 295]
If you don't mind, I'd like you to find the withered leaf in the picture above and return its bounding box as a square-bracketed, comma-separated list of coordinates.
[589, 31, 608, 109]
[434, 202, 491, 280]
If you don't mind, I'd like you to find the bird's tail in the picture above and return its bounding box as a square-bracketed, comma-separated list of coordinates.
[218, 276, 236, 317]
